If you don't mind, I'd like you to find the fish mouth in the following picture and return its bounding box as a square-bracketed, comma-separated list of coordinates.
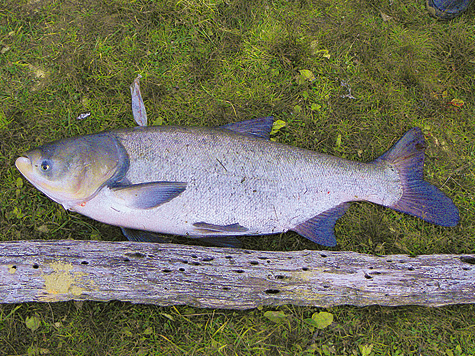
[15, 156, 33, 176]
[15, 154, 61, 204]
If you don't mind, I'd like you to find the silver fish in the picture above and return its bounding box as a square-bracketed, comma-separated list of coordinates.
[15, 117, 459, 246]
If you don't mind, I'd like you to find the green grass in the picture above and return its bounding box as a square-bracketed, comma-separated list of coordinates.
[1, 0, 475, 354]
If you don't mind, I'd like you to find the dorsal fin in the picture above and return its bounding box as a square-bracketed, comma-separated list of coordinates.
[220, 117, 275, 139]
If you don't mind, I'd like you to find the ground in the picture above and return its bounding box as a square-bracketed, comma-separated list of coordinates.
[0, 0, 474, 354]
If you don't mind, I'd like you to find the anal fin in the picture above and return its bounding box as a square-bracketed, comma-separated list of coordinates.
[291, 203, 350, 247]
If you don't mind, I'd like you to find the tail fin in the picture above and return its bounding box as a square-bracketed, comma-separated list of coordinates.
[375, 128, 459, 227]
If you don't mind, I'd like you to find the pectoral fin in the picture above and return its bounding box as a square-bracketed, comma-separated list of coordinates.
[111, 181, 187, 209]
[291, 203, 350, 247]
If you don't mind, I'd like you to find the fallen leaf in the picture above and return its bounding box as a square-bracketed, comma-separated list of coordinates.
[25, 315, 41, 332]
[27, 346, 50, 355]
[315, 49, 331, 59]
[359, 344, 374, 356]
[28, 64, 46, 78]
[130, 74, 148, 126]
[335, 134, 342, 148]
[264, 310, 287, 324]
[299, 69, 315, 81]
[310, 103, 321, 111]
[310, 40, 319, 55]
[449, 98, 464, 107]
[270, 120, 287, 135]
[305, 311, 334, 329]
[143, 326, 153, 335]
[380, 11, 393, 22]
[160, 313, 175, 321]
[37, 225, 50, 234]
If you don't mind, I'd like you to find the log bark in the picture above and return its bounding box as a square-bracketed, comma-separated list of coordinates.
[0, 240, 474, 309]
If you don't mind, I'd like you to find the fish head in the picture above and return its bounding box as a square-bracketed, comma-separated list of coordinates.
[15, 133, 128, 209]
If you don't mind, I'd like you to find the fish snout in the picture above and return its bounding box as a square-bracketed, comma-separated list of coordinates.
[15, 156, 33, 176]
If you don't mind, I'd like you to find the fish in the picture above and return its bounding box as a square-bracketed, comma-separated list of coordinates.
[15, 117, 459, 247]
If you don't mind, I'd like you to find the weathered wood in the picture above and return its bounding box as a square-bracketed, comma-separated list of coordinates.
[0, 240, 474, 309]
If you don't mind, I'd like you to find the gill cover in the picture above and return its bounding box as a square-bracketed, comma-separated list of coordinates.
[16, 132, 128, 209]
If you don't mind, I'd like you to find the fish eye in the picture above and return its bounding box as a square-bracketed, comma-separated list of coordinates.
[40, 160, 51, 172]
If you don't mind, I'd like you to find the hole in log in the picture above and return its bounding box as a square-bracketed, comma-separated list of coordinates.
[250, 261, 259, 265]
[125, 252, 145, 258]
[33, 264, 39, 269]
[223, 287, 230, 290]
[123, 258, 130, 262]
[234, 270, 244, 273]
[302, 267, 309, 271]
[461, 256, 475, 265]
[191, 254, 198, 259]
[81, 261, 89, 265]
[323, 284, 330, 289]
[386, 260, 393, 263]
[462, 267, 470, 271]
[320, 254, 327, 258]
[181, 260, 188, 264]
[191, 262, 201, 266]
[162, 269, 172, 273]
[11, 265, 17, 269]
[368, 266, 374, 270]
[179, 268, 185, 272]
[258, 256, 268, 260]
[276, 275, 285, 280]
[202, 257, 214, 262]
[364, 273, 373, 279]
[408, 267, 414, 271]
[265, 289, 280, 294]
[225, 256, 233, 259]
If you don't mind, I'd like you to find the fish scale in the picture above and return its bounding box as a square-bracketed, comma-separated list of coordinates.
[76, 126, 398, 236]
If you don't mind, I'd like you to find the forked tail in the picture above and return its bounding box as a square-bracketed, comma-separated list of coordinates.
[374, 127, 459, 226]
[292, 128, 459, 247]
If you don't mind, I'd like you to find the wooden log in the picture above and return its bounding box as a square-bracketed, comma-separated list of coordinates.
[0, 240, 474, 309]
